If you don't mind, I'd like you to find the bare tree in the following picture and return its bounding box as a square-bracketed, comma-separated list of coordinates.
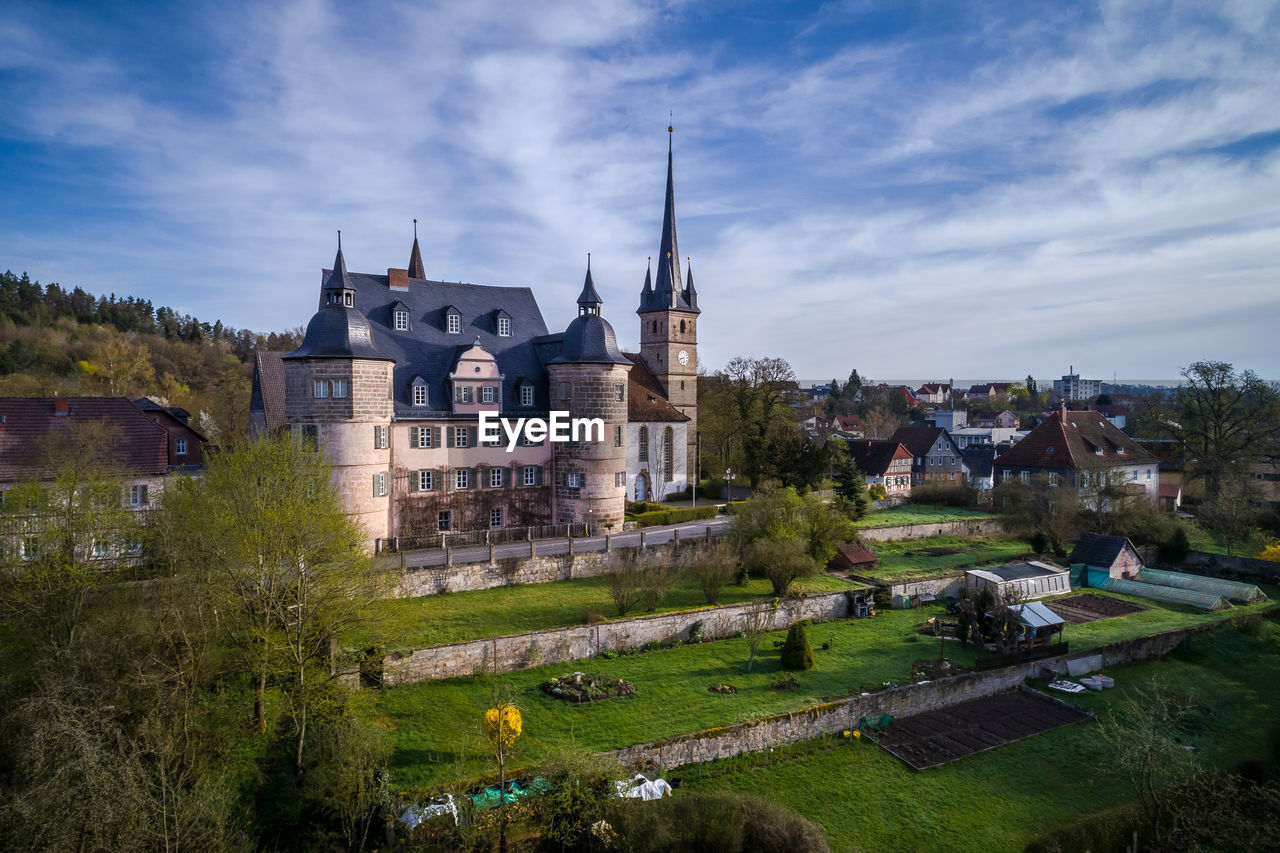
[742, 598, 777, 673]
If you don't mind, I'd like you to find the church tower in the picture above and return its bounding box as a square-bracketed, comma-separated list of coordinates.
[638, 129, 699, 477]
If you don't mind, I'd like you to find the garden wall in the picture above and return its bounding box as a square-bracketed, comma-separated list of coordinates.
[382, 591, 850, 685]
[859, 517, 1002, 542]
[1182, 550, 1280, 585]
[395, 535, 727, 597]
[608, 620, 1222, 770]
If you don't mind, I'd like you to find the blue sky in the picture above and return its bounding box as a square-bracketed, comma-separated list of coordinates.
[3, 0, 1279, 380]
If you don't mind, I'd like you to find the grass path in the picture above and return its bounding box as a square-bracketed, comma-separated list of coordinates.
[862, 536, 1031, 581]
[855, 504, 993, 529]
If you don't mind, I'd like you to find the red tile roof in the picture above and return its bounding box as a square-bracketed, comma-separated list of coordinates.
[993, 409, 1157, 471]
[845, 439, 912, 476]
[835, 414, 864, 432]
[252, 351, 288, 431]
[622, 354, 689, 423]
[0, 397, 170, 480]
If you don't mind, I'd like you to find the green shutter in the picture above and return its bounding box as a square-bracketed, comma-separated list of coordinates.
[410, 426, 419, 448]
[446, 427, 454, 447]
[535, 466, 543, 486]
[409, 471, 419, 492]
[432, 426, 441, 447]
[469, 426, 478, 447]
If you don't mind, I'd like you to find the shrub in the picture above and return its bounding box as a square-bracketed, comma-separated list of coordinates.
[868, 483, 888, 500]
[780, 623, 815, 670]
[606, 791, 830, 853]
[910, 482, 980, 508]
[583, 608, 606, 624]
[631, 505, 718, 528]
[743, 536, 818, 596]
[1029, 530, 1049, 555]
[638, 563, 676, 611]
[1159, 526, 1192, 564]
[692, 560, 736, 604]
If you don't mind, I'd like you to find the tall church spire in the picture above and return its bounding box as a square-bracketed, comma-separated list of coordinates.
[408, 219, 426, 279]
[652, 127, 683, 307]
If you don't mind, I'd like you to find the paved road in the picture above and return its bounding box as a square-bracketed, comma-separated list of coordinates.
[402, 516, 733, 569]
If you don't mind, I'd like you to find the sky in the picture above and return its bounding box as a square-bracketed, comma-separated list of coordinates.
[2, 0, 1279, 381]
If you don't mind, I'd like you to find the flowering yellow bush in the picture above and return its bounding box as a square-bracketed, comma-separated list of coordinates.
[483, 705, 522, 751]
[1259, 541, 1280, 562]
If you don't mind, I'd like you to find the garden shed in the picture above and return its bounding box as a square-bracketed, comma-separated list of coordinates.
[1007, 601, 1066, 644]
[831, 542, 878, 575]
[1068, 533, 1143, 582]
[967, 561, 1071, 601]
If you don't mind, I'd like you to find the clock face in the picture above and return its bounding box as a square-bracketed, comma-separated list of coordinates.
[677, 349, 689, 366]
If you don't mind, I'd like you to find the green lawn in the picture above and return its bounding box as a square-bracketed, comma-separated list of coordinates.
[678, 619, 1280, 853]
[855, 504, 994, 528]
[373, 585, 1275, 791]
[352, 571, 857, 652]
[861, 536, 1032, 582]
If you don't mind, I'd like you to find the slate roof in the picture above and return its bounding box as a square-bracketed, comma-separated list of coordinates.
[290, 269, 554, 416]
[845, 439, 910, 477]
[623, 354, 688, 422]
[888, 425, 953, 457]
[251, 352, 288, 431]
[550, 313, 631, 366]
[961, 444, 996, 478]
[0, 397, 170, 480]
[993, 409, 1158, 471]
[1068, 533, 1138, 568]
[638, 135, 698, 315]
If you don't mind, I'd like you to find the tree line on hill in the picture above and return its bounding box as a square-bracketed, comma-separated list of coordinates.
[0, 269, 302, 441]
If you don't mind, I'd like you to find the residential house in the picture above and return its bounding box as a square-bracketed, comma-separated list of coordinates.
[971, 409, 1017, 429]
[1067, 533, 1144, 579]
[915, 383, 952, 405]
[961, 445, 997, 491]
[888, 426, 968, 486]
[1094, 403, 1127, 430]
[834, 413, 865, 438]
[927, 409, 967, 432]
[845, 438, 913, 496]
[949, 427, 1022, 449]
[993, 408, 1159, 502]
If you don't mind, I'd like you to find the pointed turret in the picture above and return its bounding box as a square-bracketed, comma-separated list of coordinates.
[408, 219, 426, 279]
[683, 257, 698, 310]
[321, 231, 357, 308]
[577, 254, 602, 316]
[639, 129, 698, 314]
[639, 256, 653, 304]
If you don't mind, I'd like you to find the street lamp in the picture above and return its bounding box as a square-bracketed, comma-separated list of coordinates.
[724, 467, 737, 502]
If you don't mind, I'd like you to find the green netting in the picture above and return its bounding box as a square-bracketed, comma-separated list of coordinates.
[1104, 577, 1232, 611]
[1136, 568, 1265, 604]
[857, 713, 894, 730]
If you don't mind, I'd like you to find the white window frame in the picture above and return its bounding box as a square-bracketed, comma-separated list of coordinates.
[523, 466, 537, 486]
[481, 386, 495, 404]
[614, 425, 623, 447]
[374, 425, 388, 449]
[438, 510, 451, 531]
[614, 384, 624, 401]
[418, 470, 434, 491]
[455, 468, 470, 489]
[489, 467, 504, 488]
[520, 385, 534, 406]
[175, 438, 187, 455]
[490, 507, 503, 528]
[457, 386, 473, 404]
[372, 472, 388, 497]
[497, 316, 511, 336]
[413, 384, 428, 406]
[455, 426, 469, 447]
[615, 471, 626, 487]
[395, 310, 409, 331]
[332, 379, 348, 398]
[447, 313, 461, 334]
[567, 472, 584, 489]
[314, 379, 328, 398]
[127, 484, 149, 507]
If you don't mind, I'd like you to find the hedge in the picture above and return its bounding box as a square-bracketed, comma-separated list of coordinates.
[631, 505, 719, 528]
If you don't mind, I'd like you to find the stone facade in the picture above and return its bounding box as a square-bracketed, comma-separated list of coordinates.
[383, 590, 848, 684]
[547, 362, 631, 529]
[857, 517, 1003, 542]
[639, 311, 698, 475]
[627, 421, 689, 502]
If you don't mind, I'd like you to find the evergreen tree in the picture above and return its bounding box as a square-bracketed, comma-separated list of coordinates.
[780, 623, 814, 670]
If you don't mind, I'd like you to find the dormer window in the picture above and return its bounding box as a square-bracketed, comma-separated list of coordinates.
[344, 293, 353, 307]
[411, 377, 428, 407]
[444, 308, 461, 334]
[520, 384, 534, 406]
[395, 310, 408, 331]
[498, 316, 511, 337]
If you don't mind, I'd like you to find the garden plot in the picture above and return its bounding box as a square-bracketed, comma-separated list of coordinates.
[1045, 593, 1145, 624]
[872, 689, 1089, 770]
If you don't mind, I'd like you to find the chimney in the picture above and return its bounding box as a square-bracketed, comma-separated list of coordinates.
[54, 397, 69, 417]
[388, 268, 409, 291]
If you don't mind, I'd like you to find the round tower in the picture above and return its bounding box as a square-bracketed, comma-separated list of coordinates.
[547, 261, 631, 531]
[283, 236, 396, 548]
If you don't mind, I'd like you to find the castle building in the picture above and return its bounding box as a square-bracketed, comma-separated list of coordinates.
[250, 135, 698, 547]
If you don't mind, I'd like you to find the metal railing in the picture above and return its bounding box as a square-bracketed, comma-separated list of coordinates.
[376, 522, 594, 554]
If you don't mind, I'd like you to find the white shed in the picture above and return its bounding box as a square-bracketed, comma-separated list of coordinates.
[967, 561, 1071, 601]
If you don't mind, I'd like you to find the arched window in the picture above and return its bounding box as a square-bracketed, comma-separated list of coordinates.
[638, 426, 649, 462]
[663, 427, 674, 482]
[680, 319, 685, 334]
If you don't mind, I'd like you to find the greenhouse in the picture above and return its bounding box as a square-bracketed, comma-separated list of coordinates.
[1135, 567, 1266, 604]
[1103, 577, 1232, 611]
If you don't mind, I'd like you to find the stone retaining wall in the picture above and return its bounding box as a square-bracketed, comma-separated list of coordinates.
[858, 517, 1003, 542]
[395, 535, 727, 597]
[608, 620, 1216, 770]
[383, 591, 850, 685]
